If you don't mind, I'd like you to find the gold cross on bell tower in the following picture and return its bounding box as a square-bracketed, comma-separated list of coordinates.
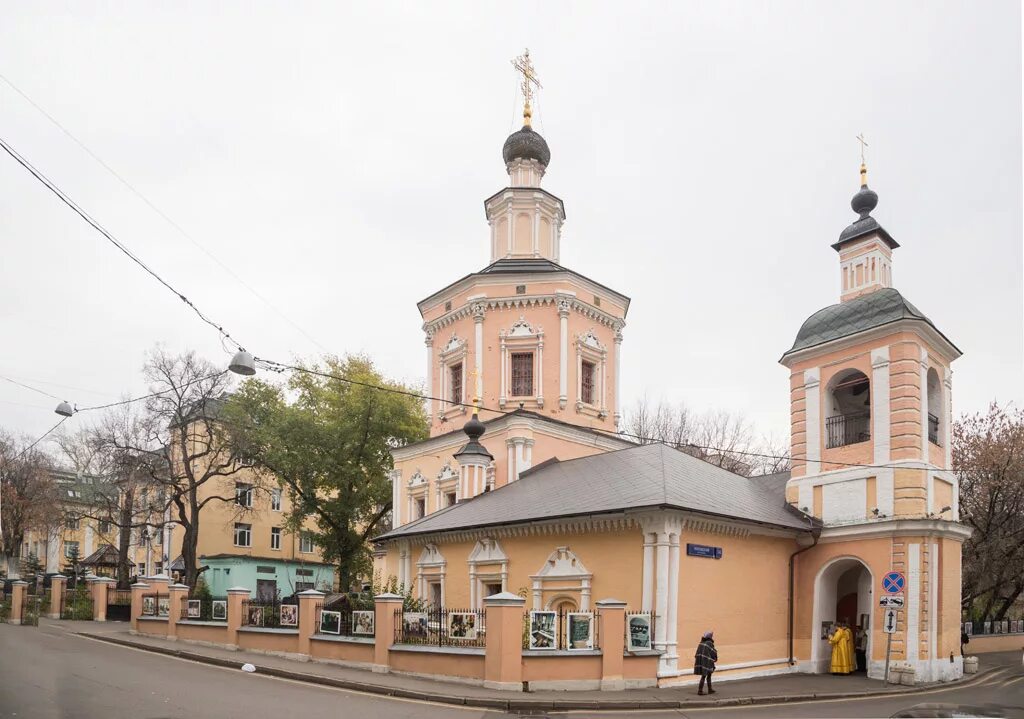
[512, 48, 542, 127]
[856, 133, 869, 186]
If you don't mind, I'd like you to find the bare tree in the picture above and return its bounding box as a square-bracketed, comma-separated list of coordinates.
[623, 398, 791, 477]
[97, 348, 258, 588]
[0, 430, 62, 578]
[955, 402, 1024, 622]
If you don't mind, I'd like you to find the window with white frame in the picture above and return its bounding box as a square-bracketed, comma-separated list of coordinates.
[511, 352, 534, 396]
[581, 359, 596, 405]
[438, 334, 468, 415]
[575, 329, 607, 416]
[415, 497, 426, 519]
[445, 491, 457, 507]
[499, 317, 544, 407]
[64, 540, 79, 559]
[449, 362, 463, 406]
[271, 488, 282, 511]
[65, 516, 80, 530]
[271, 527, 281, 550]
[235, 482, 253, 508]
[234, 523, 252, 547]
[300, 532, 314, 553]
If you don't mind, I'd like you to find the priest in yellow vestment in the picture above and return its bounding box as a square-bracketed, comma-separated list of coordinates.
[828, 623, 854, 674]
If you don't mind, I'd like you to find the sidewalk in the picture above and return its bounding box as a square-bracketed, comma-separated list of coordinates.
[63, 620, 1010, 712]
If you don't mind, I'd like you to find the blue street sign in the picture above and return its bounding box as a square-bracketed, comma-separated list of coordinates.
[882, 571, 906, 594]
[686, 544, 723, 559]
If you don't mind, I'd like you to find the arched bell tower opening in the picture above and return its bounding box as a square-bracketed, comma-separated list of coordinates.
[825, 369, 871, 449]
[927, 367, 942, 445]
[811, 557, 874, 676]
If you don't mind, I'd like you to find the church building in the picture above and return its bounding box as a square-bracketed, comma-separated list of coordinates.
[374, 56, 968, 687]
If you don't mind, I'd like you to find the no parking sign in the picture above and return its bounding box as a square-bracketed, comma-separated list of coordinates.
[882, 571, 905, 594]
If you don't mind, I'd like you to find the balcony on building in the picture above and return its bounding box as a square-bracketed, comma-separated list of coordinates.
[825, 370, 871, 449]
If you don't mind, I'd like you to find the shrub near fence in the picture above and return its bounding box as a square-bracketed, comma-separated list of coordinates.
[394, 607, 487, 648]
[60, 586, 94, 620]
[242, 600, 301, 629]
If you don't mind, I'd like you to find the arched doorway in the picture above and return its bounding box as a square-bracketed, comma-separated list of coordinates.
[811, 557, 874, 676]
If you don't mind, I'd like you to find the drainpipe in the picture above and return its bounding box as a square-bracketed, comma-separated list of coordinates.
[788, 516, 821, 666]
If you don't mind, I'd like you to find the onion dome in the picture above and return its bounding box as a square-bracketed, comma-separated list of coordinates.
[851, 166, 879, 218]
[833, 164, 898, 250]
[502, 125, 551, 167]
[453, 411, 493, 464]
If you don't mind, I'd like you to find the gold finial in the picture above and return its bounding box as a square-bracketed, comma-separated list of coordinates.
[856, 133, 869, 187]
[468, 366, 482, 416]
[511, 48, 542, 127]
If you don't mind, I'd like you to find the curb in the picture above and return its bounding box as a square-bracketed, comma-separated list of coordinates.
[77, 632, 989, 712]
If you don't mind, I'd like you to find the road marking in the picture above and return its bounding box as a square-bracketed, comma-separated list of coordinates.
[72, 633, 500, 714]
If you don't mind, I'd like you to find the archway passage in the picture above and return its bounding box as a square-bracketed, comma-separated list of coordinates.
[812, 557, 874, 676]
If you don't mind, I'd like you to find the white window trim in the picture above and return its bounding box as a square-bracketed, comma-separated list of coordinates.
[236, 483, 253, 508]
[234, 523, 252, 548]
[271, 488, 282, 512]
[499, 317, 544, 408]
[575, 329, 607, 418]
[270, 527, 281, 551]
[438, 334, 468, 420]
[299, 532, 314, 554]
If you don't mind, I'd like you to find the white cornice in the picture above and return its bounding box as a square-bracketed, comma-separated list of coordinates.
[817, 518, 972, 543]
[780, 318, 962, 368]
[424, 294, 625, 335]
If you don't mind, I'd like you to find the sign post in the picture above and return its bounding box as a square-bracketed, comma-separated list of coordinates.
[880, 574, 904, 684]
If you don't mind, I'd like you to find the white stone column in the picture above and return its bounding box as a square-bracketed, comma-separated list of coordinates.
[581, 577, 591, 611]
[391, 470, 401, 528]
[641, 533, 655, 612]
[473, 303, 485, 400]
[506, 441, 516, 483]
[907, 543, 921, 664]
[424, 333, 434, 420]
[871, 347, 891, 465]
[499, 333, 507, 407]
[532, 579, 542, 611]
[666, 531, 681, 670]
[804, 368, 821, 475]
[943, 372, 953, 468]
[532, 204, 540, 256]
[613, 328, 623, 427]
[654, 531, 669, 656]
[469, 568, 477, 608]
[919, 347, 930, 461]
[536, 331, 544, 406]
[558, 297, 569, 409]
[600, 352, 608, 415]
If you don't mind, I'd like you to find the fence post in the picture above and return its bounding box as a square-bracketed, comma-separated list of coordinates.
[483, 591, 527, 691]
[372, 593, 404, 673]
[9, 581, 27, 626]
[297, 589, 324, 659]
[596, 598, 628, 691]
[166, 583, 189, 641]
[90, 578, 114, 621]
[226, 587, 251, 650]
[48, 575, 67, 619]
[130, 581, 149, 634]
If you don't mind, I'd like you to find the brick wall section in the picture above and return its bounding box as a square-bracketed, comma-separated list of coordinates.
[790, 371, 807, 479]
[890, 538, 906, 659]
[889, 341, 922, 462]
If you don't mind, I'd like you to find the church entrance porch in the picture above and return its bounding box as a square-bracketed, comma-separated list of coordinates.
[811, 556, 875, 677]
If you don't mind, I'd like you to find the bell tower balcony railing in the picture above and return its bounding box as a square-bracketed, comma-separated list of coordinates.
[928, 413, 940, 446]
[825, 412, 871, 449]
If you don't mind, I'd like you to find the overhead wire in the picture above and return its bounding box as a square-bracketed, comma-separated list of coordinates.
[0, 374, 64, 402]
[0, 134, 246, 354]
[0, 73, 332, 355]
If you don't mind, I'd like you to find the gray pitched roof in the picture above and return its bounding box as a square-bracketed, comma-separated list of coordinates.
[378, 443, 813, 541]
[784, 288, 960, 357]
[833, 215, 899, 250]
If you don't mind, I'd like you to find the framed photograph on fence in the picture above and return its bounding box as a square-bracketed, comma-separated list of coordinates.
[529, 610, 557, 650]
[247, 605, 265, 627]
[448, 612, 478, 641]
[353, 610, 375, 635]
[142, 596, 156, 616]
[964, 621, 973, 636]
[157, 597, 170, 617]
[627, 613, 652, 651]
[1003, 620, 1010, 634]
[403, 612, 428, 640]
[319, 610, 341, 635]
[983, 621, 991, 634]
[211, 600, 227, 621]
[186, 600, 201, 619]
[567, 612, 593, 650]
[279, 604, 298, 627]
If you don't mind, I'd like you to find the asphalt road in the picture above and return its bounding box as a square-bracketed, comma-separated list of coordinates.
[1, 623, 1022, 719]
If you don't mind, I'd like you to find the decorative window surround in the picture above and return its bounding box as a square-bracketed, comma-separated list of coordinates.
[438, 333, 468, 420]
[390, 469, 402, 528]
[530, 546, 592, 611]
[499, 317, 544, 408]
[407, 470, 428, 521]
[434, 462, 459, 507]
[467, 538, 508, 609]
[416, 543, 446, 605]
[575, 329, 608, 418]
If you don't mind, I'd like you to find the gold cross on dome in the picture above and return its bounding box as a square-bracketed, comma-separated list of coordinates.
[856, 133, 869, 165]
[512, 49, 542, 125]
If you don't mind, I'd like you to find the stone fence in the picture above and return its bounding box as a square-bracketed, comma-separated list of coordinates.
[126, 578, 658, 691]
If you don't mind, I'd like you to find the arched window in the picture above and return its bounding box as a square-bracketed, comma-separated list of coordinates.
[825, 370, 871, 449]
[927, 368, 942, 446]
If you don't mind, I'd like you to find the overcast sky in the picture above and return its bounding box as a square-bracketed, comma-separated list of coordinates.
[1, 1, 1021, 449]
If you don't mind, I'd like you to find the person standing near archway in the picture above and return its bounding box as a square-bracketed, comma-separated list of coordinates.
[829, 622, 854, 674]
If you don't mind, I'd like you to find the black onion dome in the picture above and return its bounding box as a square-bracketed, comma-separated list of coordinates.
[851, 184, 878, 218]
[502, 125, 551, 166]
[463, 413, 485, 442]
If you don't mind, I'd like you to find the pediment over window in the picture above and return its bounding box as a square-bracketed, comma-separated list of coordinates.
[508, 316, 537, 337]
[468, 537, 508, 564]
[436, 462, 458, 483]
[533, 546, 591, 579]
[417, 543, 446, 567]
[443, 333, 464, 353]
[578, 328, 605, 351]
[408, 470, 426, 486]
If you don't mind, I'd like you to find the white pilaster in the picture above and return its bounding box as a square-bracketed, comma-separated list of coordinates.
[943, 372, 953, 468]
[532, 579, 542, 611]
[424, 333, 434, 419]
[654, 531, 669, 654]
[557, 297, 569, 409]
[84, 525, 94, 557]
[641, 533, 654, 611]
[581, 577, 591, 611]
[613, 328, 623, 427]
[506, 441, 516, 483]
[536, 330, 544, 406]
[473, 304, 485, 401]
[499, 333, 507, 407]
[907, 543, 921, 663]
[871, 347, 891, 464]
[929, 542, 938, 665]
[666, 531, 680, 669]
[391, 470, 401, 528]
[919, 347, 929, 461]
[804, 368, 821, 475]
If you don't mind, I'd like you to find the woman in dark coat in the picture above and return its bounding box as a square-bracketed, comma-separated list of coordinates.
[694, 631, 718, 695]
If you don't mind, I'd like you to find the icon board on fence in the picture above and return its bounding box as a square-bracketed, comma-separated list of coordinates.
[448, 611, 478, 640]
[529, 610, 557, 649]
[627, 613, 652, 651]
[352, 610, 375, 635]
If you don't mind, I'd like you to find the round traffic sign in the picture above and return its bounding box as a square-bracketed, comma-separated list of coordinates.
[882, 572, 906, 593]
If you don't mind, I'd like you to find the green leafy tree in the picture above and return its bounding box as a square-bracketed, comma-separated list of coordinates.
[225, 355, 427, 590]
